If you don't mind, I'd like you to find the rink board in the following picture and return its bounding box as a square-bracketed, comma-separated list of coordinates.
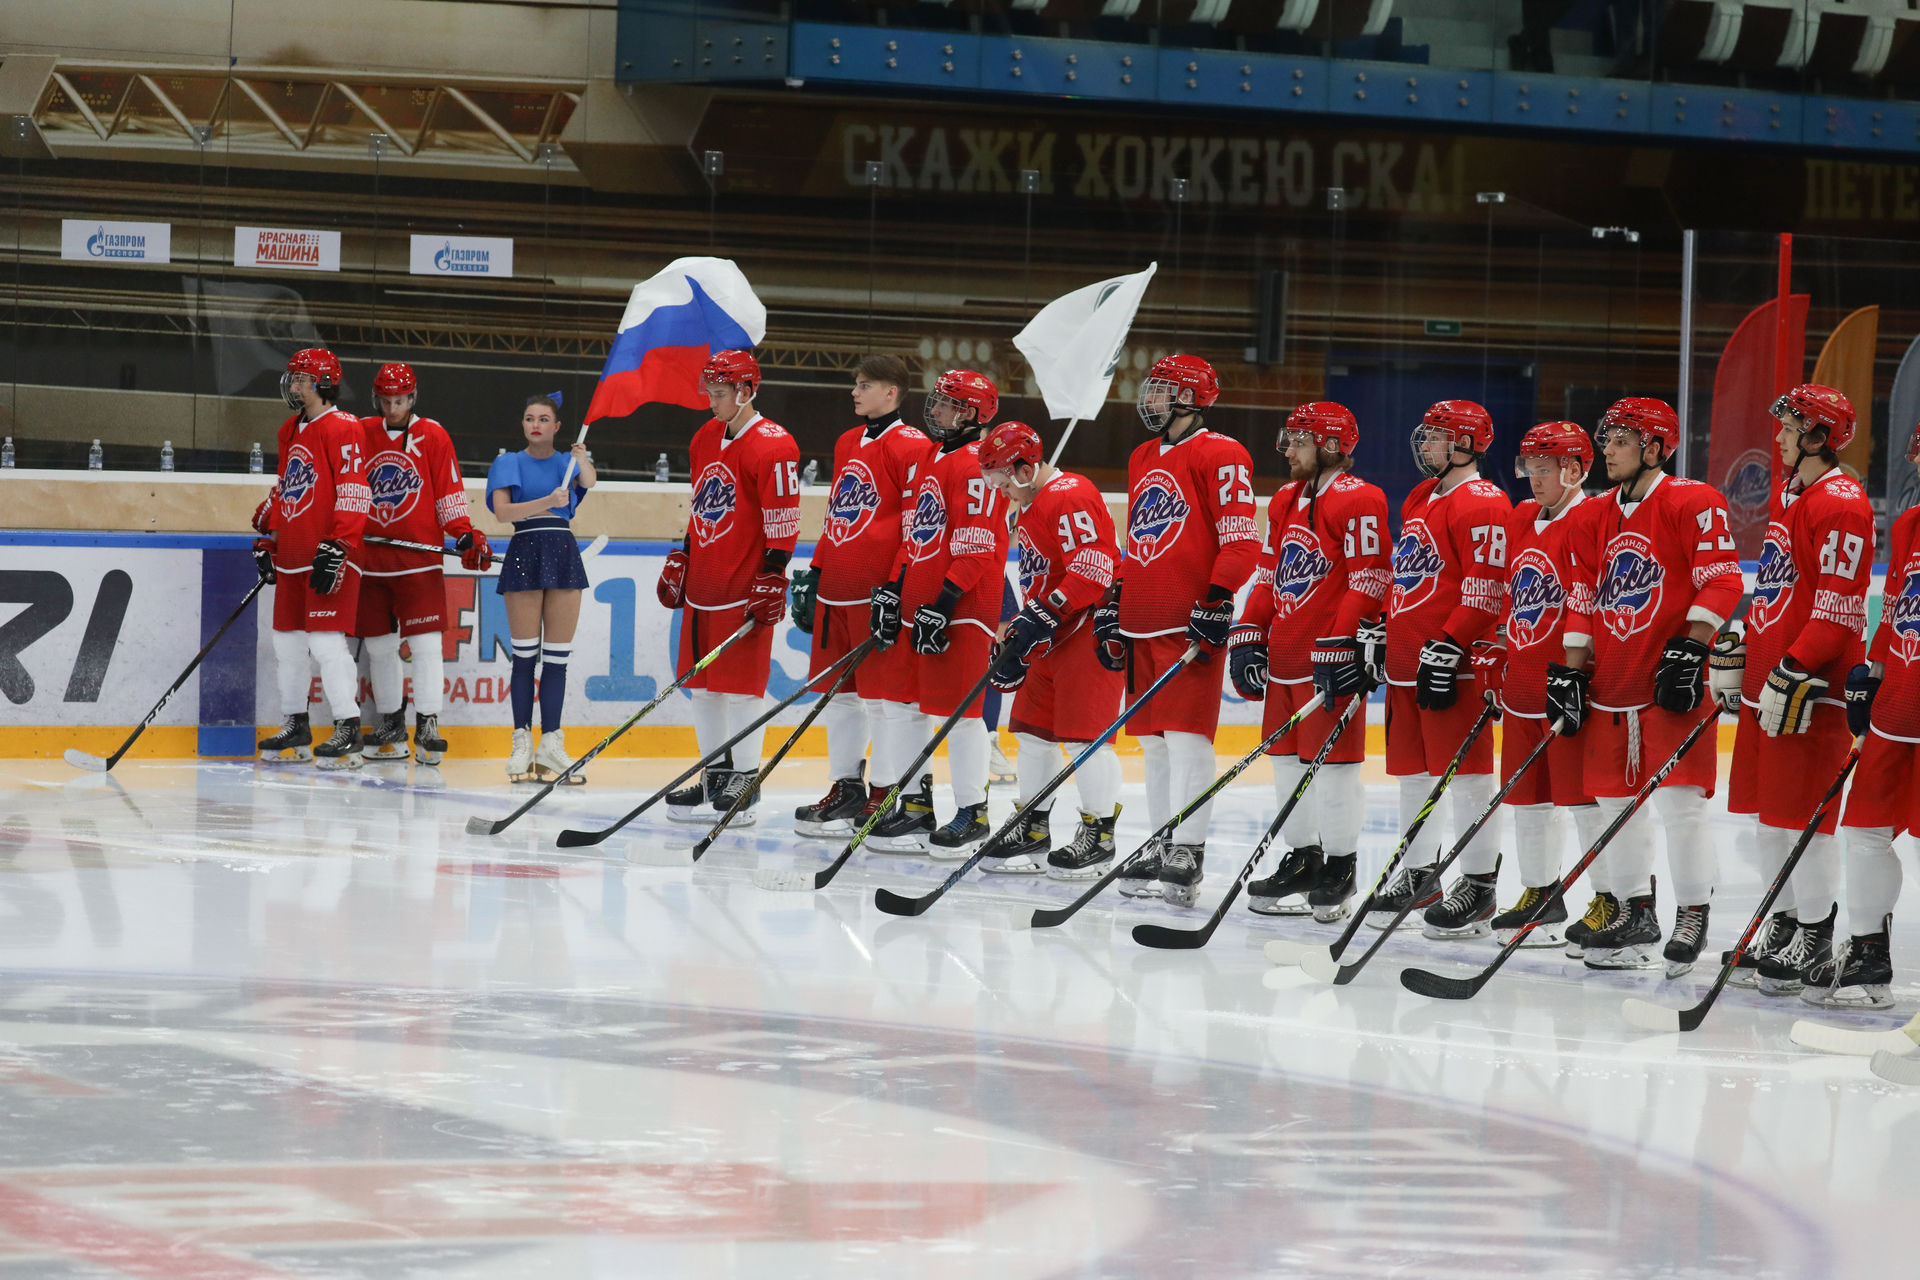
[0, 531, 1886, 758]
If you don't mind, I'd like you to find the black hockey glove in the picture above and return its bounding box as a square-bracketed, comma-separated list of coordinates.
[1228, 624, 1268, 701]
[251, 537, 276, 585]
[1845, 663, 1881, 738]
[1415, 635, 1466, 711]
[1001, 597, 1060, 667]
[1313, 635, 1368, 702]
[1356, 617, 1386, 688]
[1546, 661, 1590, 736]
[1652, 635, 1710, 713]
[1092, 584, 1126, 673]
[790, 565, 822, 635]
[310, 539, 349, 595]
[1187, 588, 1236, 650]
[869, 577, 904, 647]
[911, 582, 962, 656]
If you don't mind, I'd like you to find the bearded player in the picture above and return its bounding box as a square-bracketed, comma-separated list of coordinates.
[253, 349, 372, 769]
[1230, 401, 1389, 922]
[353, 362, 492, 765]
[975, 420, 1125, 877]
[1091, 355, 1260, 905]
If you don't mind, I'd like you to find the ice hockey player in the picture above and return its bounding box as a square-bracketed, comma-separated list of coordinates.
[353, 362, 491, 765]
[253, 348, 372, 769]
[656, 350, 801, 825]
[1372, 400, 1511, 938]
[1231, 401, 1389, 922]
[1824, 419, 1920, 1009]
[1557, 397, 1742, 974]
[1094, 355, 1260, 905]
[1727, 385, 1874, 994]
[865, 369, 1007, 856]
[1488, 422, 1606, 949]
[975, 420, 1125, 877]
[789, 356, 934, 838]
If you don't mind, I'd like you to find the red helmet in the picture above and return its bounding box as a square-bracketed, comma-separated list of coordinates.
[1139, 354, 1219, 431]
[1410, 399, 1492, 477]
[926, 368, 997, 441]
[1597, 396, 1680, 456]
[700, 349, 761, 397]
[1773, 383, 1856, 452]
[282, 348, 342, 409]
[1516, 420, 1594, 475]
[979, 420, 1043, 474]
[373, 362, 417, 399]
[1283, 401, 1359, 455]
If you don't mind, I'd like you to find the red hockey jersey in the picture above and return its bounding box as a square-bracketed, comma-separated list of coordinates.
[1564, 474, 1744, 712]
[1868, 506, 1920, 742]
[897, 440, 1009, 633]
[1012, 469, 1119, 637]
[1117, 428, 1261, 638]
[1501, 493, 1600, 718]
[357, 415, 475, 577]
[1241, 470, 1391, 682]
[266, 407, 370, 573]
[1386, 475, 1512, 684]
[685, 414, 802, 610]
[1742, 467, 1875, 707]
[812, 417, 935, 605]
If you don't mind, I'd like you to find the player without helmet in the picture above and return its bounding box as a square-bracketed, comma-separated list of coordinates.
[1410, 399, 1493, 480]
[1137, 354, 1219, 433]
[925, 369, 997, 443]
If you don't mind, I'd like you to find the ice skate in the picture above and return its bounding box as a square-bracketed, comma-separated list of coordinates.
[258, 713, 312, 764]
[1246, 843, 1321, 916]
[1493, 882, 1568, 947]
[1158, 842, 1204, 908]
[928, 801, 988, 861]
[1117, 838, 1165, 898]
[506, 726, 536, 783]
[1583, 883, 1661, 970]
[313, 717, 364, 771]
[1307, 852, 1356, 923]
[1757, 905, 1836, 997]
[795, 766, 865, 838]
[359, 708, 410, 760]
[1723, 909, 1795, 988]
[1564, 891, 1619, 957]
[666, 752, 729, 818]
[1047, 808, 1118, 881]
[983, 808, 1048, 874]
[1423, 869, 1500, 940]
[708, 765, 757, 824]
[867, 774, 934, 853]
[1800, 918, 1894, 1011]
[1366, 863, 1440, 929]
[1663, 902, 1710, 979]
[412, 713, 447, 766]
[533, 729, 586, 786]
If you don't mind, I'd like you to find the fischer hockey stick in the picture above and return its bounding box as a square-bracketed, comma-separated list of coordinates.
[65, 577, 265, 772]
[752, 665, 997, 893]
[1132, 684, 1368, 950]
[689, 640, 877, 861]
[1020, 690, 1329, 931]
[1622, 734, 1863, 1034]
[1400, 702, 1721, 1002]
[874, 643, 1202, 919]
[1295, 704, 1524, 984]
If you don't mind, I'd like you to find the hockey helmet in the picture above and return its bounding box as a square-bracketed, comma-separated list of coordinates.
[1515, 420, 1594, 476]
[979, 420, 1043, 475]
[1595, 396, 1680, 457]
[1772, 383, 1856, 452]
[373, 362, 417, 412]
[926, 368, 998, 441]
[282, 348, 342, 409]
[1410, 399, 1493, 477]
[700, 349, 761, 399]
[1282, 401, 1359, 455]
[1139, 354, 1219, 432]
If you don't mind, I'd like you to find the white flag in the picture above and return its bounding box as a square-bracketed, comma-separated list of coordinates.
[1013, 263, 1157, 421]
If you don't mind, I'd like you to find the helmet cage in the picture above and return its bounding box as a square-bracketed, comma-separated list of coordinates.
[1410, 423, 1473, 479]
[1137, 376, 1186, 433]
[925, 387, 979, 442]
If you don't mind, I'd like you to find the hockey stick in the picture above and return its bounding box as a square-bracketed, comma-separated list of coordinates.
[64, 577, 267, 772]
[1869, 1048, 1920, 1086]
[1131, 686, 1368, 949]
[1789, 1009, 1920, 1058]
[873, 643, 1202, 919]
[1295, 705, 1529, 984]
[366, 532, 609, 565]
[1621, 734, 1863, 1034]
[1020, 690, 1329, 931]
[751, 665, 996, 894]
[1399, 702, 1721, 1002]
[689, 639, 877, 861]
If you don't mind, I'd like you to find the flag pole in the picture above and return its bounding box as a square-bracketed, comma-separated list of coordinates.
[1046, 417, 1080, 467]
[559, 422, 592, 492]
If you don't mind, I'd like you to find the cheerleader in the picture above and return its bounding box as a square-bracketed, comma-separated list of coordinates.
[486, 393, 597, 781]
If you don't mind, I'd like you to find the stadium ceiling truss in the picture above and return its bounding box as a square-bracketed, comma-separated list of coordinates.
[19, 59, 584, 174]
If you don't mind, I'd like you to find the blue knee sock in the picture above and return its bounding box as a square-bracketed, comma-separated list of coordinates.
[539, 643, 571, 732]
[510, 638, 539, 729]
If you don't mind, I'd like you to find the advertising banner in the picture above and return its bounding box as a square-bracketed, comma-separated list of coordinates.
[60, 220, 171, 264]
[234, 227, 342, 273]
[408, 235, 513, 278]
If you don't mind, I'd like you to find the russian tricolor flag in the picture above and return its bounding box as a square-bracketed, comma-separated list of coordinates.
[584, 256, 767, 423]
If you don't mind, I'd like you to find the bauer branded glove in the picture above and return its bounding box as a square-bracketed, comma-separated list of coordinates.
[1546, 661, 1590, 736]
[1311, 635, 1368, 702]
[1709, 631, 1745, 714]
[1000, 598, 1060, 667]
[310, 540, 349, 595]
[1228, 623, 1268, 700]
[1652, 635, 1710, 713]
[456, 530, 493, 572]
[747, 571, 788, 626]
[790, 565, 821, 635]
[987, 642, 1030, 693]
[1356, 617, 1386, 688]
[1186, 589, 1236, 649]
[656, 547, 688, 610]
[1092, 584, 1126, 673]
[1845, 663, 1881, 737]
[1415, 636, 1467, 711]
[1758, 660, 1827, 736]
[870, 578, 904, 646]
[251, 537, 276, 584]
[911, 582, 961, 656]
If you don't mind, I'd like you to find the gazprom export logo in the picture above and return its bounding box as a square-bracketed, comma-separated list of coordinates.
[409, 235, 514, 278]
[61, 219, 171, 264]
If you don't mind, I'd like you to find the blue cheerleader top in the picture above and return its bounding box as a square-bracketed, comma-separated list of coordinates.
[487, 449, 589, 522]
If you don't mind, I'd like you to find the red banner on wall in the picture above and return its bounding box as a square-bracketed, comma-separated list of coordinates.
[1708, 294, 1808, 559]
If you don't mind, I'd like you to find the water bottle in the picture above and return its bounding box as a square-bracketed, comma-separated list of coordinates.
[160, 440, 174, 472]
[88, 439, 103, 470]
[0, 437, 13, 469]
[248, 442, 263, 474]
[654, 452, 671, 483]
[801, 458, 819, 487]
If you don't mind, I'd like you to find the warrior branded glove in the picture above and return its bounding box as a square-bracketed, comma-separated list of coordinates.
[1001, 598, 1061, 667]
[870, 578, 904, 646]
[310, 539, 349, 595]
[1186, 589, 1236, 649]
[656, 547, 688, 610]
[790, 565, 822, 635]
[1228, 623, 1268, 700]
[456, 530, 493, 572]
[251, 537, 276, 584]
[1356, 617, 1387, 688]
[1652, 635, 1710, 713]
[1471, 639, 1507, 710]
[1845, 663, 1881, 738]
[251, 495, 275, 535]
[1546, 661, 1590, 736]
[1758, 660, 1828, 736]
[1709, 631, 1746, 714]
[1415, 635, 1467, 711]
[912, 582, 962, 656]
[1092, 584, 1126, 673]
[747, 571, 788, 626]
[1311, 635, 1368, 702]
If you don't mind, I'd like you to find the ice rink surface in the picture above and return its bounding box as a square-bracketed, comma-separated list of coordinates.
[4, 753, 1919, 1278]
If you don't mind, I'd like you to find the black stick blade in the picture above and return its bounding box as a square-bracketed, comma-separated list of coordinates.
[873, 887, 934, 917]
[1131, 920, 1216, 950]
[554, 828, 607, 849]
[1398, 966, 1486, 1001]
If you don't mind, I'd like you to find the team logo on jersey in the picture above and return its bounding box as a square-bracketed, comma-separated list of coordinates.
[1128, 469, 1190, 565]
[1015, 527, 1051, 599]
[1888, 565, 1920, 665]
[1593, 532, 1665, 642]
[907, 479, 947, 562]
[689, 461, 739, 547]
[365, 451, 424, 528]
[277, 445, 318, 520]
[1390, 519, 1444, 615]
[825, 459, 882, 545]
[1271, 527, 1332, 620]
[1505, 548, 1566, 650]
[1747, 521, 1797, 634]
